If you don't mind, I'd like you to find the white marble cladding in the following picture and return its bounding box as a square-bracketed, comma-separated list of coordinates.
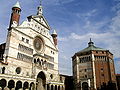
[3, 12, 59, 77]
[18, 21, 51, 39]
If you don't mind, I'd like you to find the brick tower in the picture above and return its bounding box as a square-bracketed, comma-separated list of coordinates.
[9, 1, 21, 29]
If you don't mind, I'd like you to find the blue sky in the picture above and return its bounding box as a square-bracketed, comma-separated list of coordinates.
[0, 0, 120, 75]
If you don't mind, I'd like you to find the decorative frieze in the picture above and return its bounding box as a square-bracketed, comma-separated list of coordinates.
[17, 52, 33, 62]
[18, 44, 33, 55]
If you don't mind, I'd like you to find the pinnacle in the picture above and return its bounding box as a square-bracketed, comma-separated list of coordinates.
[13, 1, 21, 9]
[88, 38, 94, 46]
[52, 30, 57, 35]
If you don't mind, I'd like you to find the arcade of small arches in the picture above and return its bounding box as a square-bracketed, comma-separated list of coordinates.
[0, 71, 64, 90]
[0, 79, 64, 90]
[0, 78, 64, 90]
[34, 58, 47, 66]
[33, 57, 54, 70]
[33, 58, 47, 70]
[0, 79, 35, 90]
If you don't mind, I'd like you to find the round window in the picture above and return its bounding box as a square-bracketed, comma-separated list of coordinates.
[16, 67, 21, 74]
[33, 36, 44, 53]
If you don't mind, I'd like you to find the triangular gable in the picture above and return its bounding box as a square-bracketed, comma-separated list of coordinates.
[27, 15, 51, 30]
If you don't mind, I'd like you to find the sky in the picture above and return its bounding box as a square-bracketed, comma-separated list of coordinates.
[0, 0, 120, 75]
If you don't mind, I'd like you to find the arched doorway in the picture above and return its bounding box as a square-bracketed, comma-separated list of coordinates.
[36, 71, 46, 90]
[15, 81, 22, 90]
[8, 80, 15, 90]
[82, 82, 89, 90]
[0, 79, 7, 90]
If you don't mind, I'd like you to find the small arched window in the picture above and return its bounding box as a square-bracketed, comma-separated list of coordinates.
[2, 67, 5, 74]
[37, 58, 40, 63]
[34, 59, 36, 63]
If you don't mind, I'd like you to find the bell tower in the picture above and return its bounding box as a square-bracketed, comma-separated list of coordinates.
[9, 2, 21, 29]
[37, 0, 43, 15]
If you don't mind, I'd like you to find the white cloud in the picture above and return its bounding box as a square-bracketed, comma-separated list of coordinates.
[76, 9, 97, 20]
[71, 32, 110, 41]
[84, 9, 97, 17]
[43, 0, 74, 6]
[58, 36, 68, 41]
[110, 12, 120, 35]
[59, 0, 74, 4]
[115, 60, 120, 73]
[59, 31, 120, 57]
[83, 20, 109, 32]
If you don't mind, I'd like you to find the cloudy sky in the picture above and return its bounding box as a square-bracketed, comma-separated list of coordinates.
[0, 0, 120, 75]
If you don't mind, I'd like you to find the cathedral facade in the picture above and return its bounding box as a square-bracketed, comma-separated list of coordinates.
[72, 39, 117, 90]
[0, 2, 65, 90]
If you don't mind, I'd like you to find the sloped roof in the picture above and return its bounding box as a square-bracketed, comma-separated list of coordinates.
[78, 45, 105, 53]
[76, 39, 106, 54]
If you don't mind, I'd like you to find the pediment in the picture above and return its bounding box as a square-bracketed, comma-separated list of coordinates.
[27, 15, 50, 30]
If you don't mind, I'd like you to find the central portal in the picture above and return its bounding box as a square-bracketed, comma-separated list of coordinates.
[37, 71, 46, 90]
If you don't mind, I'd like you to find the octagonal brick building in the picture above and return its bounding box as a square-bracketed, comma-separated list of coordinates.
[72, 39, 117, 90]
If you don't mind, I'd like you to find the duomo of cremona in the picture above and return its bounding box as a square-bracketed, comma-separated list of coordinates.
[0, 1, 66, 90]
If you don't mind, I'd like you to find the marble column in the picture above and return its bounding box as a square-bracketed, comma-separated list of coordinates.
[53, 85, 55, 90]
[45, 84, 47, 90]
